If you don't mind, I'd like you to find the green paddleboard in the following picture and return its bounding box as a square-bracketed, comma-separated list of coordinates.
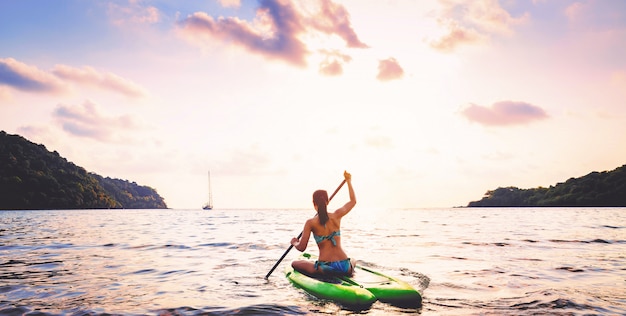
[285, 253, 422, 308]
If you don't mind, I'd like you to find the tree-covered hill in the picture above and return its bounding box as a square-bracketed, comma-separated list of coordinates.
[0, 131, 167, 210]
[91, 174, 167, 209]
[467, 164, 626, 207]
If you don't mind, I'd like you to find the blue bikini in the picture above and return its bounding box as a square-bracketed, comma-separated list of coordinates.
[313, 230, 341, 246]
[312, 230, 351, 275]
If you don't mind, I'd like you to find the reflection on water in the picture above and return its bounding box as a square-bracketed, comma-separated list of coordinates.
[0, 208, 625, 315]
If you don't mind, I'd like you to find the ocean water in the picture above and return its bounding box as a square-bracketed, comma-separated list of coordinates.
[0, 208, 624, 315]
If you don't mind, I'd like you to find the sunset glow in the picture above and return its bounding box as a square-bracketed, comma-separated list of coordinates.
[1, 0, 625, 209]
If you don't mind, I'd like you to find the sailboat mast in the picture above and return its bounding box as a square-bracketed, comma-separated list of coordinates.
[203, 171, 213, 210]
[208, 171, 213, 208]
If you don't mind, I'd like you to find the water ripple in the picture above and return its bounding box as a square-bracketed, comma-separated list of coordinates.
[1, 208, 625, 315]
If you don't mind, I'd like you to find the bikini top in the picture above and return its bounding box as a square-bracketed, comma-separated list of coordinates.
[313, 230, 341, 246]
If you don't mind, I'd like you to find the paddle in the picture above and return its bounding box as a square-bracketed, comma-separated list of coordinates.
[264, 179, 347, 280]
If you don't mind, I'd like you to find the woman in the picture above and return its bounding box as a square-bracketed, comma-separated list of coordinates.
[290, 171, 356, 276]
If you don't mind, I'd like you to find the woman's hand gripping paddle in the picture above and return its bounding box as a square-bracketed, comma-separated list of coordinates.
[264, 179, 346, 280]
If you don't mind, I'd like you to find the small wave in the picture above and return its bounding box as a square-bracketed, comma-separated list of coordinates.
[602, 225, 624, 229]
[513, 257, 542, 262]
[44, 242, 75, 249]
[0, 304, 308, 316]
[153, 304, 308, 315]
[122, 243, 194, 250]
[549, 238, 614, 244]
[0, 259, 63, 269]
[0, 259, 26, 266]
[158, 269, 196, 277]
[461, 241, 511, 247]
[129, 268, 156, 275]
[124, 244, 152, 250]
[199, 242, 271, 251]
[0, 285, 21, 294]
[511, 297, 596, 312]
[397, 268, 430, 290]
[199, 242, 233, 248]
[589, 238, 611, 244]
[556, 266, 584, 273]
[385, 234, 421, 238]
[0, 306, 32, 316]
[155, 244, 193, 250]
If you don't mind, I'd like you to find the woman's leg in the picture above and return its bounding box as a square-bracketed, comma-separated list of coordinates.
[292, 260, 318, 276]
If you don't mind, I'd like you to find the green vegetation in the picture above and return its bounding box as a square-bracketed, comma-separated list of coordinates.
[468, 164, 626, 207]
[0, 131, 167, 210]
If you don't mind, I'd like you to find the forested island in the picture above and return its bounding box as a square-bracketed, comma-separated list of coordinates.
[0, 131, 167, 210]
[468, 164, 626, 207]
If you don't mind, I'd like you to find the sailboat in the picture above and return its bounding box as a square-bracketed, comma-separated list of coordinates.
[202, 171, 213, 210]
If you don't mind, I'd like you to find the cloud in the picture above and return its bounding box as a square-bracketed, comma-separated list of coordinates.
[218, 0, 241, 8]
[611, 70, 626, 91]
[52, 65, 147, 98]
[563, 1, 626, 31]
[461, 100, 549, 126]
[376, 57, 404, 81]
[564, 2, 585, 23]
[318, 50, 352, 76]
[0, 86, 12, 101]
[0, 58, 67, 93]
[107, 0, 161, 26]
[179, 3, 308, 66]
[431, 0, 528, 52]
[215, 145, 273, 176]
[429, 21, 484, 52]
[178, 0, 366, 67]
[305, 0, 368, 49]
[0, 58, 148, 98]
[463, 0, 527, 35]
[53, 100, 139, 141]
[365, 135, 393, 148]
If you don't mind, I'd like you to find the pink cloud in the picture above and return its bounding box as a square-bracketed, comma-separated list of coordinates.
[464, 0, 528, 35]
[563, 1, 626, 32]
[218, 0, 241, 8]
[461, 100, 549, 126]
[215, 145, 273, 176]
[318, 50, 352, 76]
[431, 0, 528, 52]
[307, 0, 368, 49]
[53, 100, 138, 141]
[376, 57, 404, 81]
[0, 86, 12, 101]
[107, 1, 161, 26]
[0, 58, 147, 98]
[564, 2, 585, 22]
[430, 22, 484, 52]
[365, 135, 393, 148]
[179, 3, 308, 66]
[0, 58, 67, 93]
[319, 60, 343, 76]
[178, 0, 366, 67]
[611, 71, 626, 91]
[52, 65, 147, 98]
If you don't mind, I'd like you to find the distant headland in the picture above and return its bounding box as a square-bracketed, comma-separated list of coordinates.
[467, 164, 626, 207]
[0, 131, 167, 210]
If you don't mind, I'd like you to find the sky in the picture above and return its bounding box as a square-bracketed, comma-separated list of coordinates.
[1, 0, 626, 209]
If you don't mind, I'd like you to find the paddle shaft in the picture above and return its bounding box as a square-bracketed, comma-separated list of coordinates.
[264, 179, 347, 279]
